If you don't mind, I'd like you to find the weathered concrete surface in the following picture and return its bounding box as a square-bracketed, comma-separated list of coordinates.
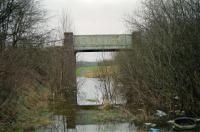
[74, 34, 132, 52]
[63, 32, 77, 103]
[63, 32, 77, 128]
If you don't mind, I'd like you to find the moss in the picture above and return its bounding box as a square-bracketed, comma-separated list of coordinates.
[0, 128, 5, 132]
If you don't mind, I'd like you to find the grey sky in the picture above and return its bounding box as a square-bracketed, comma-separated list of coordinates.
[42, 0, 141, 61]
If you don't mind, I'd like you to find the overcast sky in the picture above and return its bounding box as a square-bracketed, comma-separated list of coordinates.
[42, 0, 141, 61]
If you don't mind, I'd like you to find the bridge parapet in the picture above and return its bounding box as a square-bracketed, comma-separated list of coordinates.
[74, 34, 132, 52]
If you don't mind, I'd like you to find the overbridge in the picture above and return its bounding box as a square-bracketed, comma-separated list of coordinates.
[63, 32, 140, 103]
[61, 32, 140, 128]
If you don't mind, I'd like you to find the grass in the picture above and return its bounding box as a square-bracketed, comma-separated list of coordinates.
[14, 83, 52, 131]
[76, 66, 100, 76]
[76, 66, 114, 78]
[76, 109, 134, 125]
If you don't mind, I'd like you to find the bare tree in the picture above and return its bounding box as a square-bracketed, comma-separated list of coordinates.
[116, 0, 200, 118]
[96, 53, 118, 104]
[0, 0, 51, 130]
[56, 9, 74, 40]
[0, 0, 46, 50]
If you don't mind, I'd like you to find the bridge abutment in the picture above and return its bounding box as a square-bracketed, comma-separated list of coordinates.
[63, 32, 77, 128]
[63, 32, 77, 105]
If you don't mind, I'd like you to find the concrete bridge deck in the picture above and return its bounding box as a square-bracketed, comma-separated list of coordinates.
[74, 34, 132, 52]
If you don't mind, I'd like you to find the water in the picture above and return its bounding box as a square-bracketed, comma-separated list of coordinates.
[35, 77, 136, 132]
[77, 77, 125, 105]
[77, 77, 103, 105]
[36, 77, 200, 132]
[37, 121, 136, 132]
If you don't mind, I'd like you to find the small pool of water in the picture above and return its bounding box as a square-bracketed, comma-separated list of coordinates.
[37, 122, 136, 132]
[34, 77, 200, 132]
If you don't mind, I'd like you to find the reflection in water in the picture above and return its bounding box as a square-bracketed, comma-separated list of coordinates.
[77, 77, 125, 105]
[36, 77, 137, 132]
[77, 77, 102, 105]
[37, 117, 136, 132]
[39, 77, 200, 132]
[36, 77, 189, 132]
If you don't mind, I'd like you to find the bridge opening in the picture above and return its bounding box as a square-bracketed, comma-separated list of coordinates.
[76, 51, 116, 105]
